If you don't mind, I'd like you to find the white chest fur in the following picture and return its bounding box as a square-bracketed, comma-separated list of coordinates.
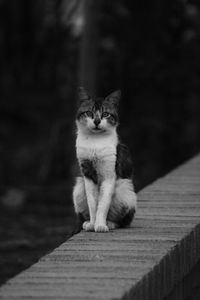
[76, 128, 118, 161]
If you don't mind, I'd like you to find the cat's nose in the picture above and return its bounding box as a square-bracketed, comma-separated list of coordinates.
[94, 118, 101, 126]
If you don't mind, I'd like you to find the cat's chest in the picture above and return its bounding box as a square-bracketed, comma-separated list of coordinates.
[76, 133, 117, 181]
[76, 132, 118, 161]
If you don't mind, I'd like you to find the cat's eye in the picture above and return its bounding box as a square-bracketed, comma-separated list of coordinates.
[85, 111, 93, 118]
[102, 112, 110, 118]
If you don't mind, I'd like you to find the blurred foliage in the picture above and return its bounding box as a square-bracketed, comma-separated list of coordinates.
[0, 0, 199, 188]
[0, 0, 199, 196]
[0, 0, 79, 187]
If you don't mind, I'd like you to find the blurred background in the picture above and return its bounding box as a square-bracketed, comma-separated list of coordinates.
[0, 0, 200, 287]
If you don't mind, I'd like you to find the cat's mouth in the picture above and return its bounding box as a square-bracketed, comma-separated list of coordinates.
[91, 126, 105, 133]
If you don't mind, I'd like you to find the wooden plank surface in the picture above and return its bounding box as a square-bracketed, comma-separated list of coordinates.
[1, 154, 200, 299]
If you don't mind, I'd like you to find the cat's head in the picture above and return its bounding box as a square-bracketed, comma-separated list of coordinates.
[76, 87, 121, 134]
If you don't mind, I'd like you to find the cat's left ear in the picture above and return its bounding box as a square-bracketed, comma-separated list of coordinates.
[105, 90, 121, 107]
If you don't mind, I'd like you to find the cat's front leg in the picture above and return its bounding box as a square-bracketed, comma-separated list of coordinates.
[95, 178, 115, 232]
[83, 177, 98, 231]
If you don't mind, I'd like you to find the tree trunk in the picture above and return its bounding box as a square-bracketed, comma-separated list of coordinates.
[79, 0, 101, 96]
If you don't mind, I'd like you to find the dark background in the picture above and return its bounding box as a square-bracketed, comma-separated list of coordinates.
[0, 0, 200, 292]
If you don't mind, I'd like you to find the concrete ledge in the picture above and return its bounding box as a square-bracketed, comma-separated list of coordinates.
[1, 154, 200, 299]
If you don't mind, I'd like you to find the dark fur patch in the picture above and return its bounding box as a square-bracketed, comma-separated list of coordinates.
[80, 159, 98, 184]
[94, 97, 104, 110]
[78, 212, 85, 223]
[78, 212, 88, 223]
[116, 144, 133, 179]
[118, 207, 135, 227]
[73, 213, 84, 234]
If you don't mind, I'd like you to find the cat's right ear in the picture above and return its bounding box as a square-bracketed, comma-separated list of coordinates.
[78, 87, 90, 102]
[105, 90, 121, 107]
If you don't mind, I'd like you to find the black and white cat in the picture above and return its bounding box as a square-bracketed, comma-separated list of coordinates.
[73, 87, 137, 232]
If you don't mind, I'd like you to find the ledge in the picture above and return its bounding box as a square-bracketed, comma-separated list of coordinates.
[1, 154, 200, 299]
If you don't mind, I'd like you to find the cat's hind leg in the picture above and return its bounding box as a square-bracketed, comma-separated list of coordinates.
[107, 220, 119, 230]
[108, 178, 137, 228]
[73, 176, 90, 228]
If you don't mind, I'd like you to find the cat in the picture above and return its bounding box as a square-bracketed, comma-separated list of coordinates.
[73, 87, 137, 232]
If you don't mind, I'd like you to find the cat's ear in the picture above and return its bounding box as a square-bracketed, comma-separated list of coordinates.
[78, 87, 91, 102]
[105, 90, 121, 106]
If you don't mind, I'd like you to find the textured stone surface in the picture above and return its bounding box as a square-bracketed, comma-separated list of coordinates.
[1, 155, 200, 299]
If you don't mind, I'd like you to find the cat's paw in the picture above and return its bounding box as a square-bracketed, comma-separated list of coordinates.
[107, 221, 118, 230]
[82, 221, 95, 231]
[95, 224, 109, 232]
